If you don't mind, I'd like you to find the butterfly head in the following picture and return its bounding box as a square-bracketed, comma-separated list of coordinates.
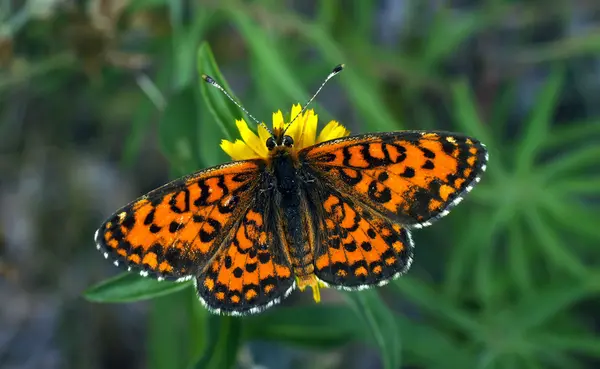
[266, 131, 294, 151]
[205, 64, 350, 161]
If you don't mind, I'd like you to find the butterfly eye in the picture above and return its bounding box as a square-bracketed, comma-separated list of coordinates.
[266, 137, 276, 150]
[282, 135, 294, 147]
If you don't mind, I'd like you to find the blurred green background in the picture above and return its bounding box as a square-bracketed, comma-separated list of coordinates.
[1, 1, 600, 368]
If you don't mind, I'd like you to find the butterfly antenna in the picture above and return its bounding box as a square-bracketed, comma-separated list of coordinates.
[202, 74, 274, 136]
[283, 64, 345, 135]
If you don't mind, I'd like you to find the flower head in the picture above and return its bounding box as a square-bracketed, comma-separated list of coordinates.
[221, 104, 350, 160]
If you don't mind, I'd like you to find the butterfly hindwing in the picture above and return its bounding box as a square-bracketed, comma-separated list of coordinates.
[196, 189, 295, 315]
[305, 181, 414, 289]
[300, 131, 488, 228]
[94, 160, 261, 280]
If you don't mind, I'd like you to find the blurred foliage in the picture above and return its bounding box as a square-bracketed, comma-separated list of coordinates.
[2, 1, 600, 369]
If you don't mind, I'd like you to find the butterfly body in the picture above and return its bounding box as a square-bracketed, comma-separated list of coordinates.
[95, 130, 488, 315]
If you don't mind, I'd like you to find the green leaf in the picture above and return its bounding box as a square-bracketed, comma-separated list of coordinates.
[84, 273, 192, 303]
[159, 84, 203, 174]
[170, 7, 214, 91]
[197, 42, 242, 141]
[191, 316, 242, 369]
[245, 304, 362, 349]
[538, 145, 600, 181]
[395, 314, 474, 368]
[443, 211, 490, 300]
[498, 279, 597, 334]
[538, 194, 600, 241]
[343, 290, 401, 369]
[394, 276, 482, 338]
[302, 26, 400, 132]
[507, 221, 534, 294]
[422, 9, 484, 68]
[148, 288, 201, 369]
[450, 80, 502, 181]
[524, 207, 587, 277]
[227, 9, 308, 106]
[515, 67, 565, 174]
[532, 333, 600, 357]
[550, 176, 600, 195]
[542, 119, 600, 150]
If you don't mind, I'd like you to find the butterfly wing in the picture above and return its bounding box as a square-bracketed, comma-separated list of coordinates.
[300, 131, 488, 228]
[304, 180, 414, 289]
[94, 160, 262, 281]
[195, 189, 295, 315]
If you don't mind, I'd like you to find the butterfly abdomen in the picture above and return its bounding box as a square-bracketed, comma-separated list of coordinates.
[281, 205, 315, 277]
[271, 153, 316, 277]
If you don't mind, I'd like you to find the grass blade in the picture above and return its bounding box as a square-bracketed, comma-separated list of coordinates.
[197, 42, 243, 140]
[245, 305, 362, 349]
[344, 290, 401, 369]
[84, 273, 192, 303]
[514, 67, 565, 174]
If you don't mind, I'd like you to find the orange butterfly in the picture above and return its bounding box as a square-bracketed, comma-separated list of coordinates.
[94, 65, 488, 315]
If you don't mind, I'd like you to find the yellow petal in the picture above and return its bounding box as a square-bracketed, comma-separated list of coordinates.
[257, 123, 272, 144]
[272, 110, 285, 131]
[301, 110, 318, 148]
[284, 104, 305, 146]
[220, 139, 258, 160]
[289, 104, 302, 123]
[236, 119, 268, 158]
[317, 120, 350, 143]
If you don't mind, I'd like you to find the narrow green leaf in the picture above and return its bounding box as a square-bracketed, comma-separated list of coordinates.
[450, 80, 493, 144]
[84, 273, 192, 303]
[488, 83, 517, 140]
[443, 211, 488, 300]
[501, 280, 597, 334]
[227, 9, 308, 105]
[191, 316, 242, 369]
[304, 27, 400, 132]
[539, 195, 600, 241]
[123, 45, 173, 166]
[542, 119, 600, 150]
[171, 10, 213, 91]
[188, 288, 210, 362]
[422, 9, 484, 68]
[538, 145, 600, 181]
[524, 207, 587, 277]
[245, 305, 362, 349]
[507, 221, 533, 294]
[515, 68, 565, 174]
[450, 81, 502, 181]
[393, 276, 482, 338]
[197, 42, 242, 140]
[516, 32, 600, 65]
[533, 332, 600, 358]
[196, 83, 230, 167]
[316, 0, 339, 32]
[395, 314, 474, 368]
[148, 288, 196, 369]
[550, 176, 600, 195]
[343, 290, 401, 369]
[159, 84, 202, 174]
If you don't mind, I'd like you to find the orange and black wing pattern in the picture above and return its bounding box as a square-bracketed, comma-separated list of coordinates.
[305, 182, 414, 289]
[195, 191, 295, 315]
[94, 160, 261, 282]
[300, 131, 488, 229]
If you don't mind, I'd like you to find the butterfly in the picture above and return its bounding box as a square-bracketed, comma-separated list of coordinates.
[94, 65, 488, 315]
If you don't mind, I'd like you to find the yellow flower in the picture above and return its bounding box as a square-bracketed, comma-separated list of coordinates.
[221, 104, 350, 160]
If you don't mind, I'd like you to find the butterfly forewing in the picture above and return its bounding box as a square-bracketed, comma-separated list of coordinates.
[94, 160, 261, 280]
[300, 131, 488, 228]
